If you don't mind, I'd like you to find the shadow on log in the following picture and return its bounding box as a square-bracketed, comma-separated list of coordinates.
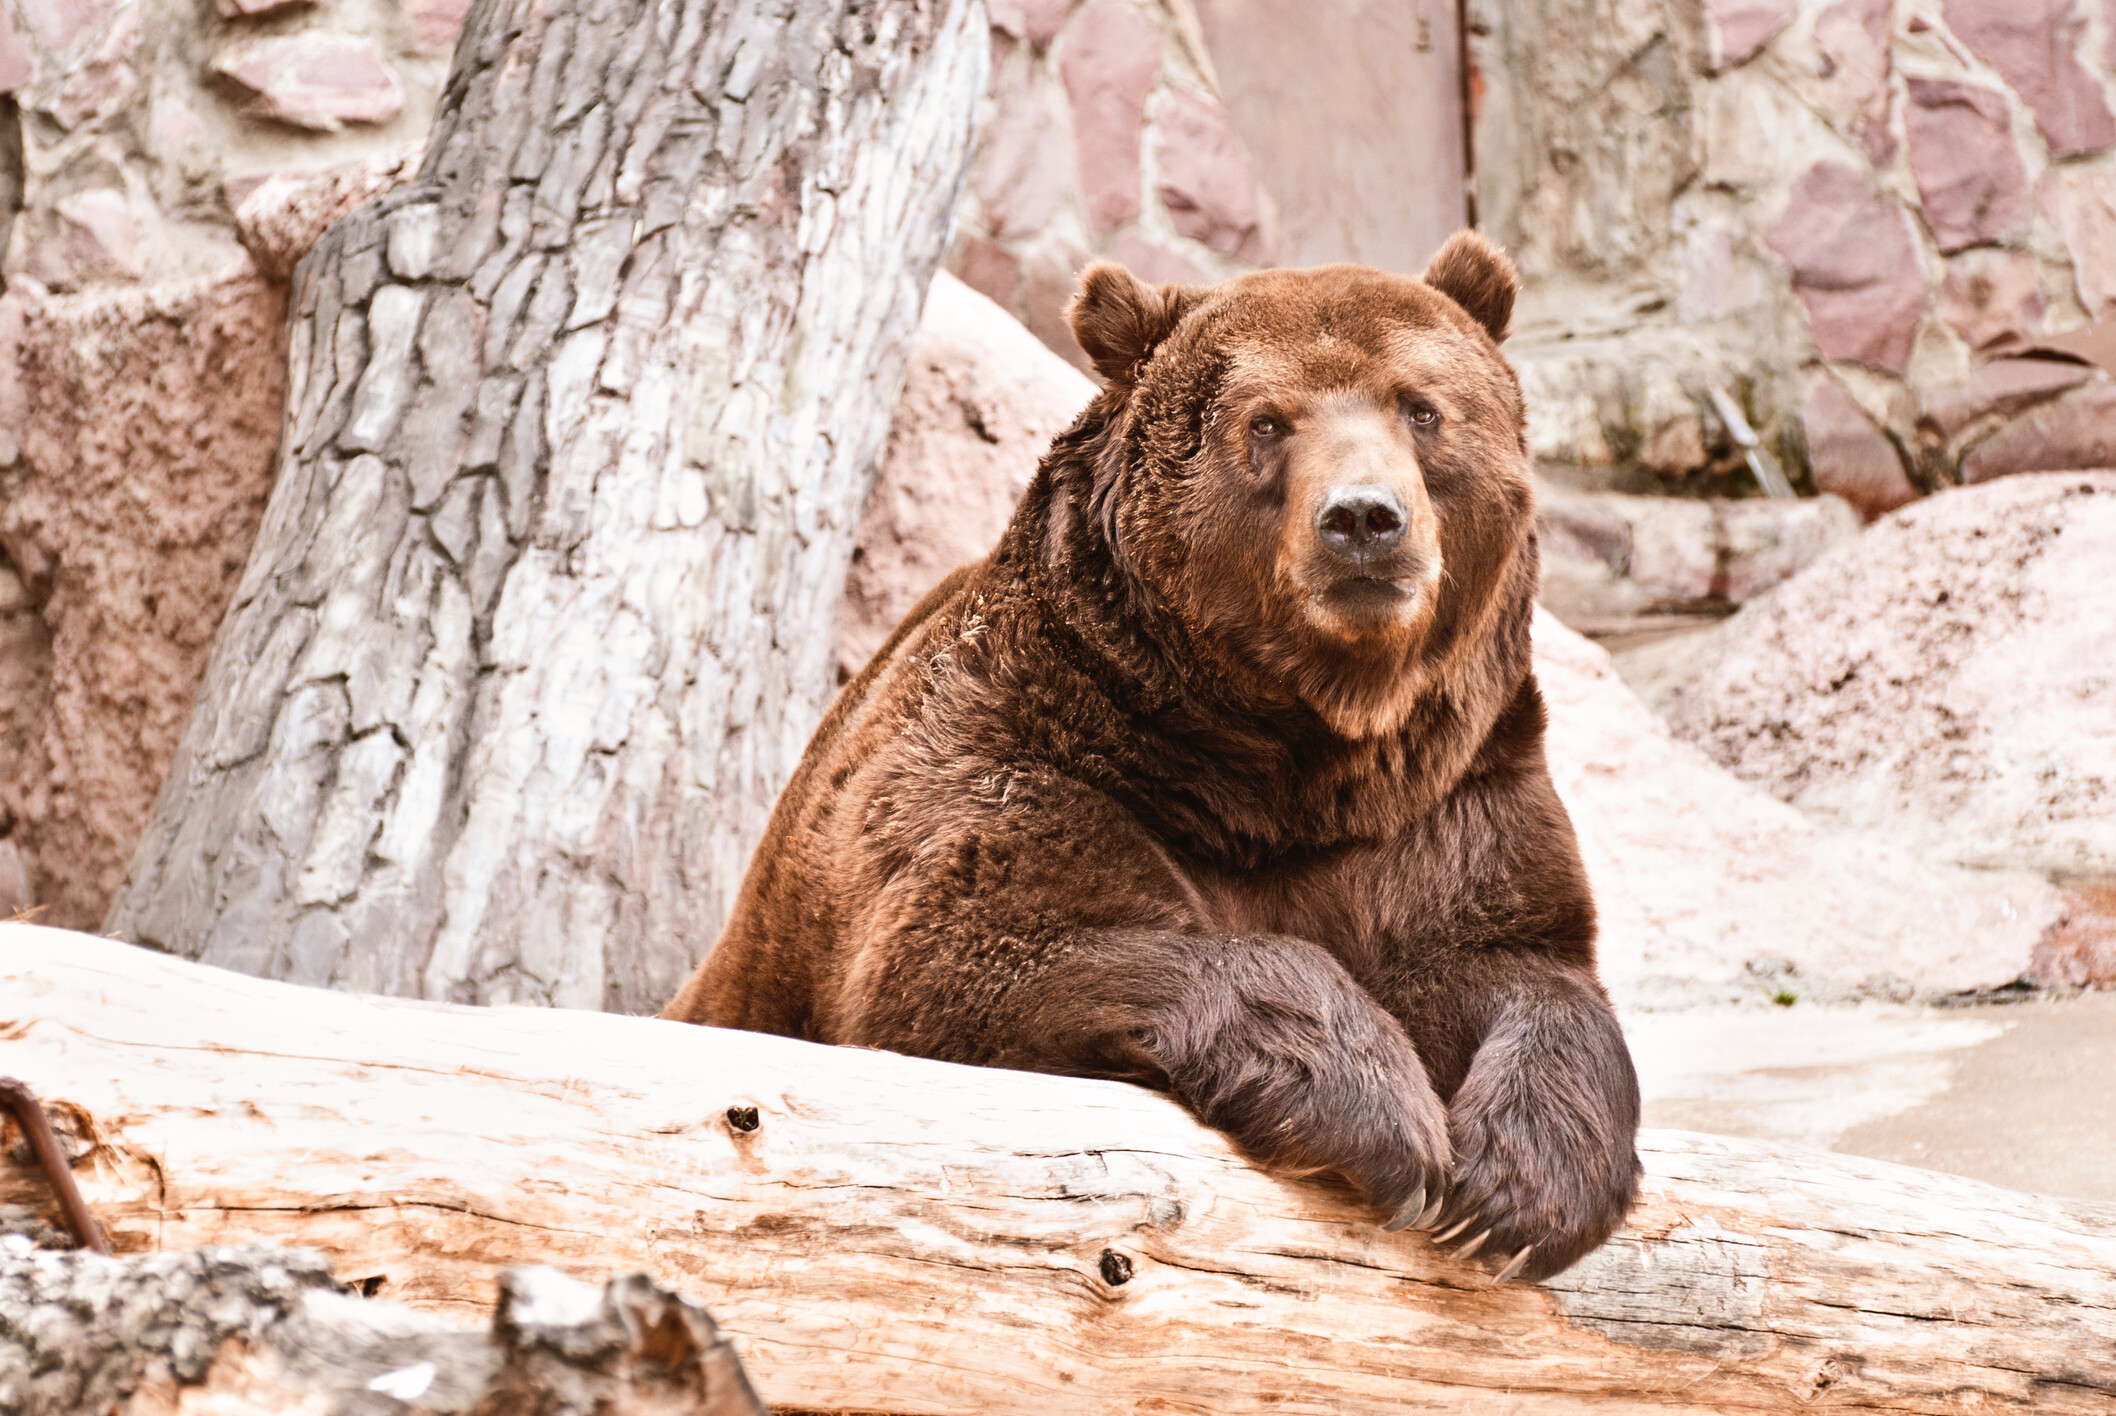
[2, 925, 2113, 1413]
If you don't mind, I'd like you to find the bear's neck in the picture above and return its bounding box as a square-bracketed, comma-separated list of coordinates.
[1004, 463, 1541, 861]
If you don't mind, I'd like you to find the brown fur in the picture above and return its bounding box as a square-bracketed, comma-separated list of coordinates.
[666, 232, 1641, 1282]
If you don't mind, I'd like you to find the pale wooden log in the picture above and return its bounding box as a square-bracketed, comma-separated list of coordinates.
[3, 925, 2113, 1415]
[0, 1247, 765, 1415]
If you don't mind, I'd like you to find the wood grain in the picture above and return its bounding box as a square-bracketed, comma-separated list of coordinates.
[4, 925, 2112, 1413]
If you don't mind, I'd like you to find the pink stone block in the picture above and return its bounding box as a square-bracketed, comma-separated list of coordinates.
[990, 0, 1075, 50]
[1922, 356, 2089, 436]
[1706, 0, 1795, 68]
[1960, 379, 2116, 481]
[210, 33, 404, 133]
[216, 0, 313, 16]
[1801, 372, 1918, 520]
[1765, 162, 1926, 372]
[401, 0, 474, 55]
[17, 0, 111, 57]
[1943, 0, 2115, 157]
[1939, 248, 2043, 351]
[0, 5, 32, 92]
[973, 50, 1073, 239]
[1904, 77, 2031, 252]
[1815, 0, 1895, 165]
[1152, 90, 1274, 263]
[1102, 228, 1206, 286]
[2039, 165, 2116, 320]
[1059, 0, 1160, 234]
[951, 233, 1023, 311]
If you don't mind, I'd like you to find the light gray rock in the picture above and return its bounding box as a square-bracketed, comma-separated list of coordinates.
[1536, 486, 1860, 624]
[1665, 473, 2116, 881]
[840, 271, 1095, 678]
[1536, 610, 2063, 1005]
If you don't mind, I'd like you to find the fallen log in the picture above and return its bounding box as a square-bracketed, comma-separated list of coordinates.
[3, 924, 2113, 1414]
[0, 1246, 765, 1415]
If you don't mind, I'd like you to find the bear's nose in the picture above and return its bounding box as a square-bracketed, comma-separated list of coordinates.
[1316, 485, 1408, 558]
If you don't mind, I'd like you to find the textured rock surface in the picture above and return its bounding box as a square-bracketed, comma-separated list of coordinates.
[1058, 0, 1159, 234]
[210, 34, 405, 133]
[1942, 0, 2115, 158]
[1538, 611, 2060, 1003]
[1537, 487, 1860, 623]
[1904, 77, 2031, 252]
[1151, 86, 1273, 263]
[1801, 372, 1917, 519]
[1190, 0, 1464, 274]
[1959, 380, 2116, 482]
[1705, 0, 1794, 68]
[1470, 0, 2116, 495]
[0, 558, 50, 919]
[0, 1246, 764, 1416]
[2038, 165, 2116, 321]
[1939, 248, 2044, 352]
[840, 273, 1094, 678]
[1764, 161, 1925, 372]
[1667, 474, 2116, 881]
[0, 273, 285, 929]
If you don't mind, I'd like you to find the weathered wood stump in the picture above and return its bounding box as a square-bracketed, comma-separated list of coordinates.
[3, 925, 2113, 1413]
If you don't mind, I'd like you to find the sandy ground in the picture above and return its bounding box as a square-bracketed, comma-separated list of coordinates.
[1623, 990, 2116, 1202]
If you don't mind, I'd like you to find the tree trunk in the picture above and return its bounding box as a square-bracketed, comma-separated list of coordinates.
[101, 0, 987, 1013]
[8, 926, 2115, 1415]
[0, 1246, 766, 1416]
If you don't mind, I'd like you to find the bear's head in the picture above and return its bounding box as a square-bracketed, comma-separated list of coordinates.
[1063, 232, 1536, 741]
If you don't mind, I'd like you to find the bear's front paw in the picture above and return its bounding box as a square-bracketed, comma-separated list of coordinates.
[1177, 1039, 1453, 1229]
[1436, 1091, 1641, 1283]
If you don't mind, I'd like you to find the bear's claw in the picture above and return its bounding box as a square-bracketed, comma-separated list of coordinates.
[1383, 1184, 1428, 1232]
[1492, 1245, 1535, 1284]
[1431, 1214, 1477, 1244]
[1451, 1226, 1494, 1261]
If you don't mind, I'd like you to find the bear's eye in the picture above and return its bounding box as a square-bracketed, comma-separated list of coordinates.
[1403, 399, 1441, 429]
[1248, 413, 1283, 440]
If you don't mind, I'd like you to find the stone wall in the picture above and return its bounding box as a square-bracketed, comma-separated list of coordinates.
[1471, 0, 2116, 515]
[949, 0, 1275, 367]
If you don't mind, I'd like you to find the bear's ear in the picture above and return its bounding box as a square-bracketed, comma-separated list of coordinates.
[1421, 231, 1517, 342]
[1067, 263, 1198, 385]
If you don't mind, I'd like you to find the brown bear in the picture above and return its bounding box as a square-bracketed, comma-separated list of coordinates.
[665, 232, 1641, 1283]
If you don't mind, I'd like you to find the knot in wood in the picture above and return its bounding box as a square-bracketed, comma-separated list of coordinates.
[725, 1105, 760, 1133]
[1098, 1249, 1133, 1287]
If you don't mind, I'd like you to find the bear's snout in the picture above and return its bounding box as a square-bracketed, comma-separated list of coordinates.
[1316, 484, 1408, 560]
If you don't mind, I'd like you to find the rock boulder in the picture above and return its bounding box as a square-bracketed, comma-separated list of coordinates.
[1537, 610, 2061, 1004]
[1665, 473, 2116, 882]
[839, 272, 1095, 678]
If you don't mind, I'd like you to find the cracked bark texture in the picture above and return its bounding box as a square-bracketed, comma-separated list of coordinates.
[104, 0, 988, 1012]
[0, 1245, 764, 1416]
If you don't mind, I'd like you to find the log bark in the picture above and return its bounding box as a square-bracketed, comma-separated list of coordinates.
[102, 0, 987, 1014]
[0, 1246, 765, 1416]
[4, 925, 2114, 1415]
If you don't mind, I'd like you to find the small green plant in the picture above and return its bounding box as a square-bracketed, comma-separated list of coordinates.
[1771, 990, 1798, 1007]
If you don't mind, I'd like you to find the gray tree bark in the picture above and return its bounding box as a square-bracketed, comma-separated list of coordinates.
[0, 1246, 765, 1416]
[104, 0, 988, 1012]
